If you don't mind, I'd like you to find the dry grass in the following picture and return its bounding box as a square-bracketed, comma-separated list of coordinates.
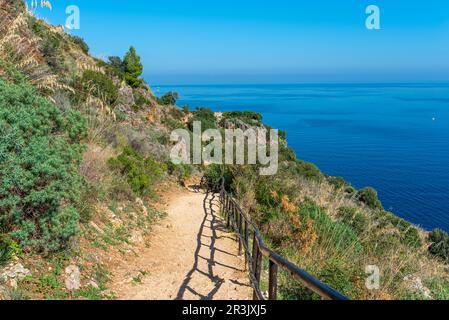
[0, 5, 74, 97]
[77, 60, 105, 75]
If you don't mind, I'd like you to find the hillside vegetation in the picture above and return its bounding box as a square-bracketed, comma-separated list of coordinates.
[1, 0, 448, 300]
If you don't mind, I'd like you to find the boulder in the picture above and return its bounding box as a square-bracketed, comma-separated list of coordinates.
[0, 263, 31, 288]
[65, 265, 81, 291]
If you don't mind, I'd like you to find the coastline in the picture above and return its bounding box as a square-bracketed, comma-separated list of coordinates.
[154, 83, 449, 233]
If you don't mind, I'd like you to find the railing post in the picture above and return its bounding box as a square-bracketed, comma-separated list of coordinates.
[219, 191, 222, 210]
[252, 234, 262, 300]
[268, 260, 278, 300]
[244, 221, 249, 270]
[238, 210, 243, 255]
[251, 233, 258, 274]
[226, 196, 230, 228]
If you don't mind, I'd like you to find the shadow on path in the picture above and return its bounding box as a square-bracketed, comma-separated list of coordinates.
[176, 190, 245, 300]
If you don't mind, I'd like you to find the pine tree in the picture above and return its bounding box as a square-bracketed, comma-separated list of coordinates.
[123, 46, 143, 88]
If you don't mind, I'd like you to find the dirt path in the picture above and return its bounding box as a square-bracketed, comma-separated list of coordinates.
[109, 186, 252, 300]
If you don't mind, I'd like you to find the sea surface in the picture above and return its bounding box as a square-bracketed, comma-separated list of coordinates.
[155, 83, 449, 232]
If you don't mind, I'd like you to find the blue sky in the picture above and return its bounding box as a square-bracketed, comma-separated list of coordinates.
[30, 0, 449, 84]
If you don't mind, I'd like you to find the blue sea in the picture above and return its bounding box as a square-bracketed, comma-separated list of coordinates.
[155, 83, 449, 232]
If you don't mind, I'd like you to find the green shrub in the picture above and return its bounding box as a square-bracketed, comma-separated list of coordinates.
[328, 176, 348, 190]
[70, 35, 89, 54]
[157, 92, 179, 106]
[133, 91, 150, 111]
[28, 16, 47, 37]
[188, 107, 217, 132]
[356, 187, 383, 210]
[203, 164, 233, 192]
[337, 207, 368, 235]
[81, 70, 118, 105]
[166, 162, 193, 181]
[294, 160, 323, 181]
[42, 33, 62, 71]
[108, 146, 165, 196]
[428, 229, 449, 262]
[0, 234, 19, 266]
[278, 129, 287, 141]
[222, 111, 262, 125]
[279, 144, 297, 162]
[0, 79, 86, 251]
[255, 178, 282, 208]
[376, 211, 422, 248]
[402, 227, 421, 248]
[107, 56, 125, 79]
[28, 16, 64, 72]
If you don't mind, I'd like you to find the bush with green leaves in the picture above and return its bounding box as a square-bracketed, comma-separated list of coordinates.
[133, 91, 150, 111]
[106, 56, 125, 79]
[157, 91, 179, 106]
[356, 187, 383, 210]
[376, 211, 422, 248]
[222, 111, 262, 125]
[402, 227, 421, 248]
[188, 107, 217, 132]
[81, 70, 118, 105]
[70, 35, 89, 54]
[108, 146, 166, 196]
[328, 177, 356, 196]
[0, 79, 86, 252]
[0, 234, 19, 266]
[294, 160, 323, 181]
[166, 162, 193, 181]
[428, 229, 449, 262]
[27, 16, 64, 72]
[203, 164, 234, 192]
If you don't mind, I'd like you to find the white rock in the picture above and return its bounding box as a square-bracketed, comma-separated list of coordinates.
[86, 279, 99, 289]
[0, 263, 31, 284]
[65, 265, 81, 291]
[130, 230, 144, 244]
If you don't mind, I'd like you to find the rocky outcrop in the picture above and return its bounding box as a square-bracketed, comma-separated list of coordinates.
[0, 263, 31, 288]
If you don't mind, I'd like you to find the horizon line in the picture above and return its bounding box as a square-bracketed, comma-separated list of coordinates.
[150, 81, 449, 87]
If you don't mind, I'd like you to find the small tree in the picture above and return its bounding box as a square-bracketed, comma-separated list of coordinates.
[158, 91, 179, 106]
[123, 46, 143, 88]
[108, 56, 124, 70]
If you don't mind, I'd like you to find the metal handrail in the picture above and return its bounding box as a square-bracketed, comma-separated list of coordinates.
[211, 177, 349, 301]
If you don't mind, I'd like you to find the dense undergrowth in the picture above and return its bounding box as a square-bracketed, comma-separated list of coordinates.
[0, 0, 195, 299]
